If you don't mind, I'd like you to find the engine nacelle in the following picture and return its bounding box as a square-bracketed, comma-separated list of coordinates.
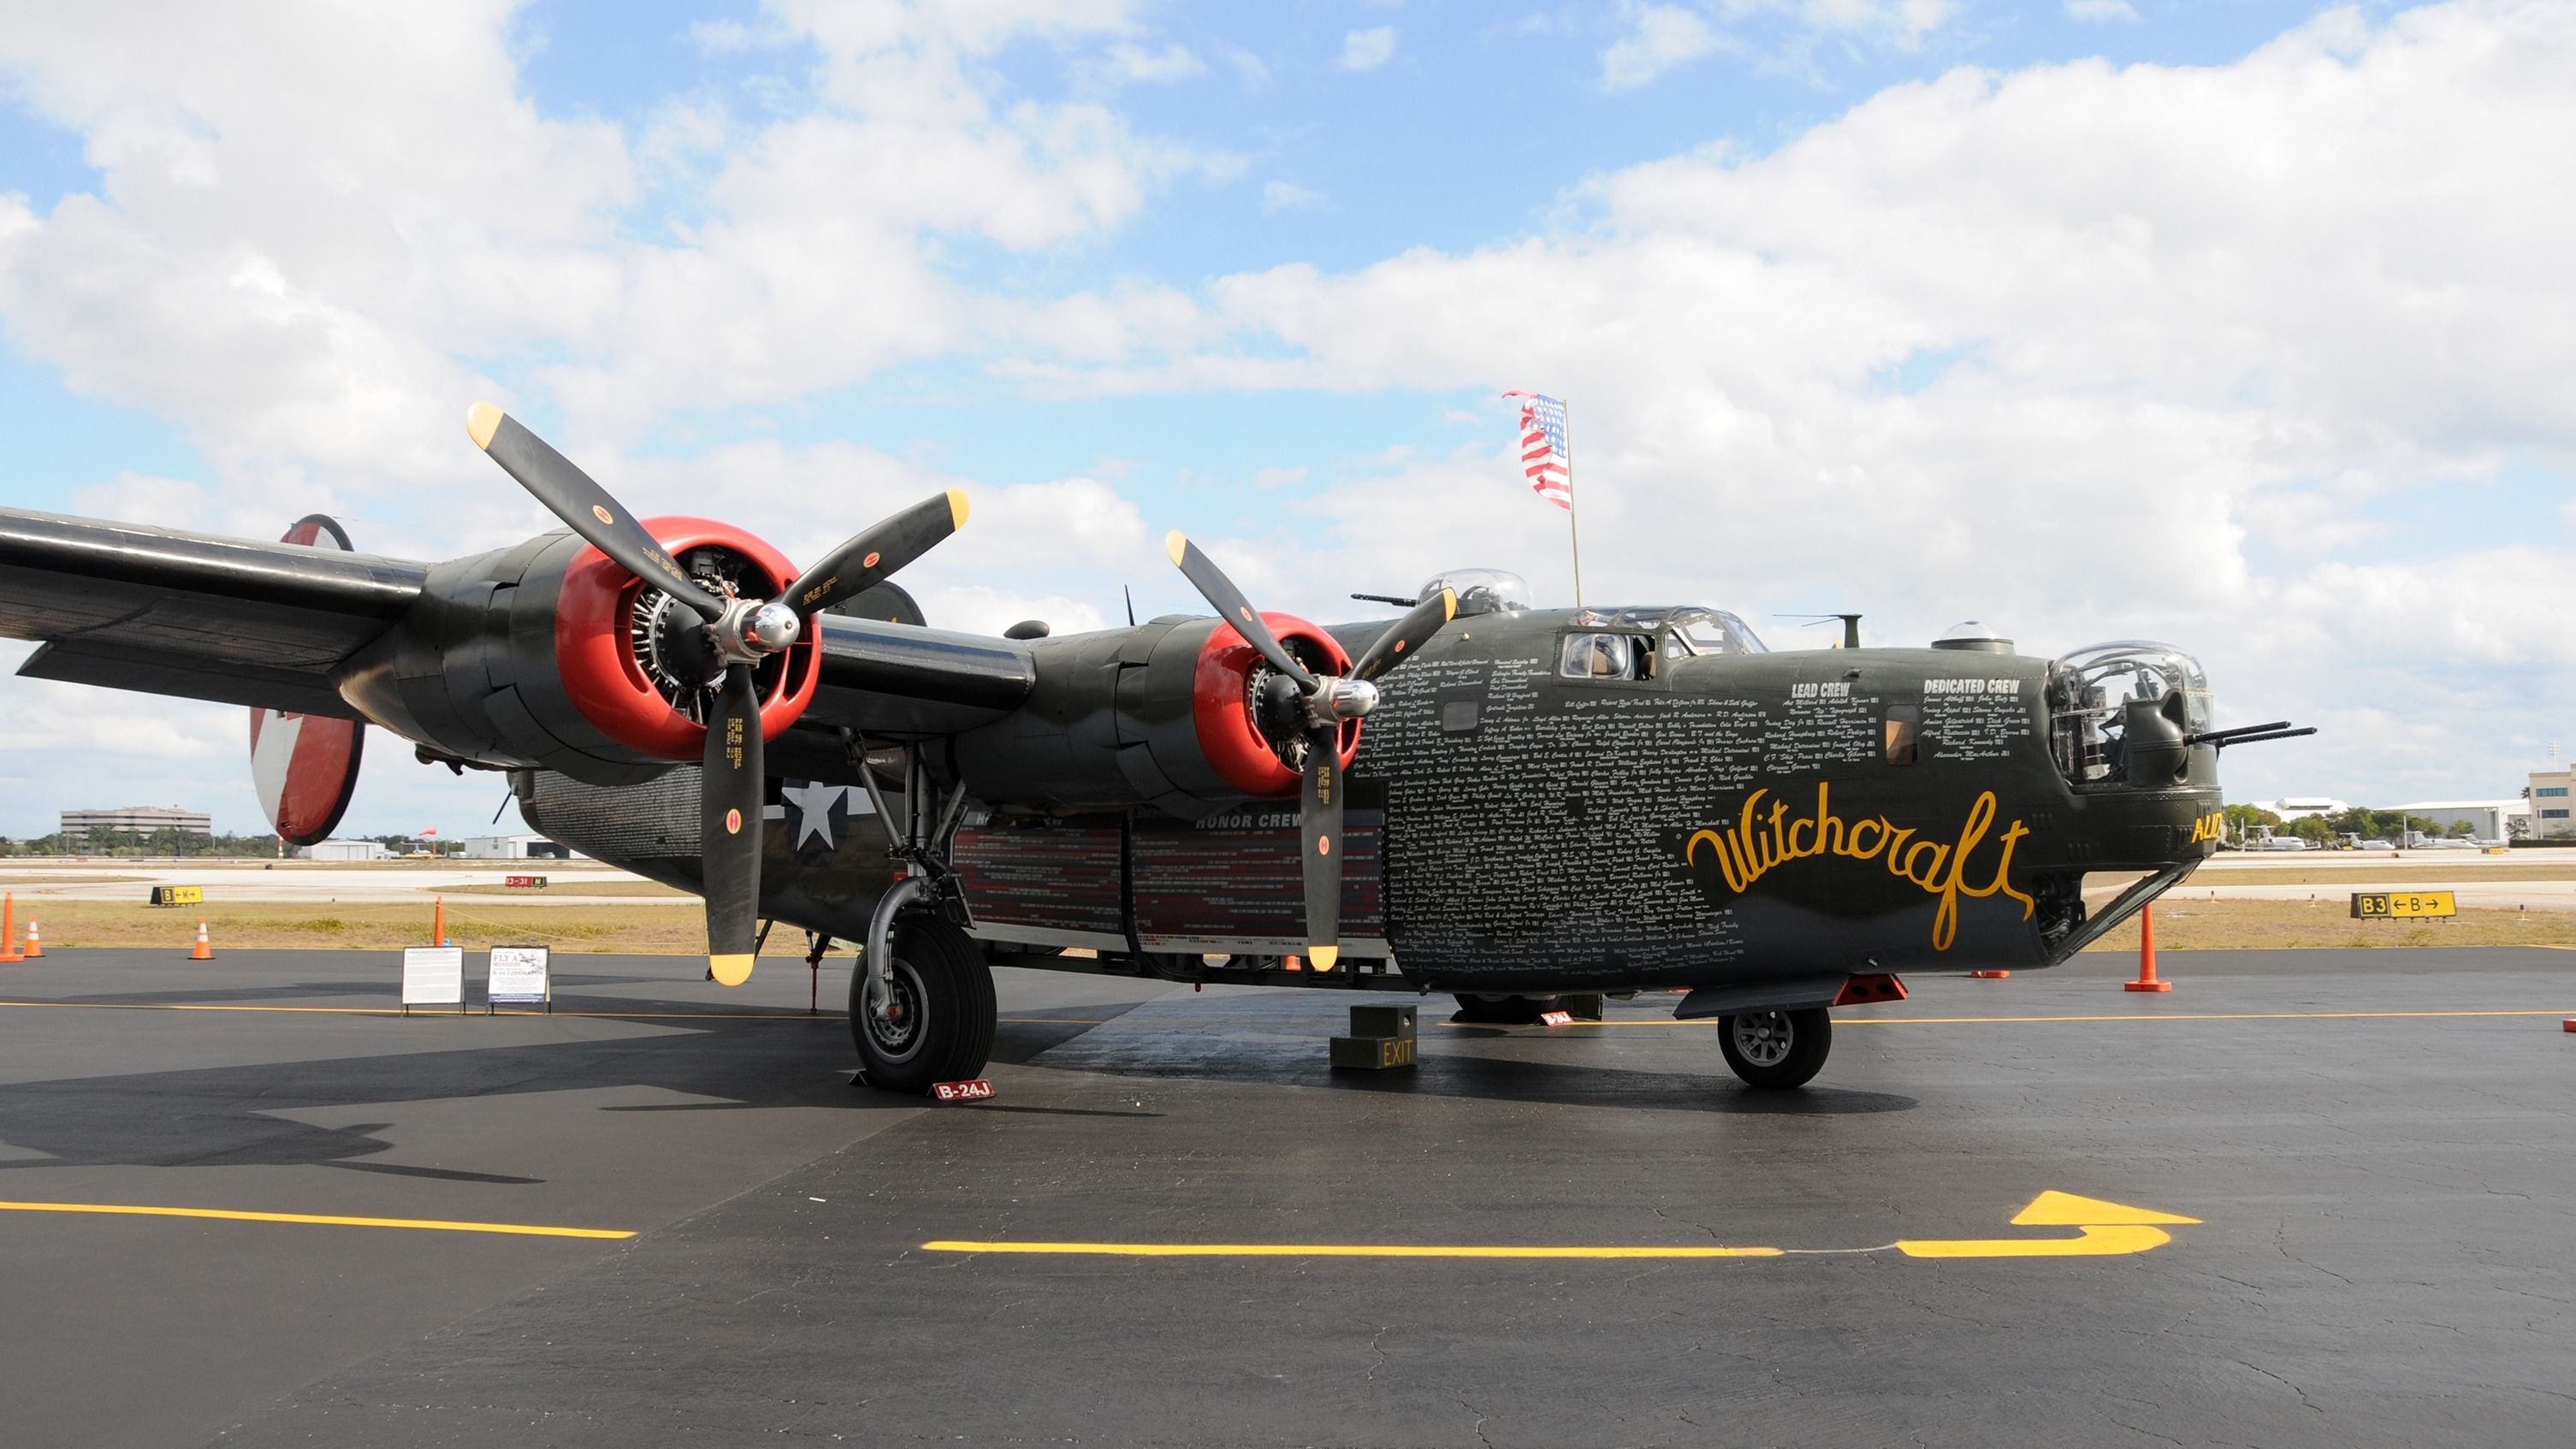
[950, 612, 1359, 817]
[334, 518, 820, 784]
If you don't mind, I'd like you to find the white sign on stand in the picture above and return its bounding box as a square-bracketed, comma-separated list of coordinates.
[400, 946, 465, 1015]
[486, 945, 552, 1013]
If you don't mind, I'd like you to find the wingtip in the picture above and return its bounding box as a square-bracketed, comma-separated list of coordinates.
[1163, 529, 1188, 566]
[945, 488, 970, 531]
[710, 953, 755, 987]
[1307, 944, 1339, 973]
[465, 401, 504, 451]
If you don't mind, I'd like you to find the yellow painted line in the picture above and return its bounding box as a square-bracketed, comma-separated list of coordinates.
[0, 999, 837, 1021]
[1445, 1008, 2574, 1028]
[924, 1239, 1781, 1259]
[0, 1200, 633, 1239]
[925, 1191, 2196, 1263]
[1897, 1225, 2171, 1258]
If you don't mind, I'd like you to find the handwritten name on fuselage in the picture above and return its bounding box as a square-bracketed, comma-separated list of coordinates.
[1683, 783, 2036, 952]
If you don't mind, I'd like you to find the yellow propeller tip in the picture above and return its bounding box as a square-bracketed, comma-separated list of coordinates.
[1438, 587, 1458, 622]
[945, 488, 970, 531]
[1308, 945, 1339, 973]
[710, 953, 755, 987]
[465, 401, 504, 451]
[1163, 529, 1189, 566]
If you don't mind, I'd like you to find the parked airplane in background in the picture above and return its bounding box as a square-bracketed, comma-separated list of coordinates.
[0, 405, 2307, 1092]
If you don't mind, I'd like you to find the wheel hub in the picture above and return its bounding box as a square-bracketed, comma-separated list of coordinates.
[1731, 1010, 1795, 1068]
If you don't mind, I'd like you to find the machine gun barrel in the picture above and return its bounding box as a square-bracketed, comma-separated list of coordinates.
[2182, 721, 2316, 750]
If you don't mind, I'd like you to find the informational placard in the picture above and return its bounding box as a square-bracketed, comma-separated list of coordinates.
[486, 945, 551, 1012]
[2350, 890, 2457, 920]
[1538, 1009, 1575, 1026]
[932, 1079, 995, 1103]
[400, 946, 465, 1014]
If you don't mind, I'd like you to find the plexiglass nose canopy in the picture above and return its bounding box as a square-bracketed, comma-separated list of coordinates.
[2046, 641, 2212, 785]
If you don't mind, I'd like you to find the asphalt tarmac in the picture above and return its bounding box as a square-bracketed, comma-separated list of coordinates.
[3, 945, 2573, 1448]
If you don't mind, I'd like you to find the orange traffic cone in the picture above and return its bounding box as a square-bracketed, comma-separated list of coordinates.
[433, 896, 447, 947]
[190, 919, 213, 961]
[0, 893, 21, 962]
[1283, 955, 1302, 972]
[2124, 904, 2170, 992]
[22, 919, 41, 959]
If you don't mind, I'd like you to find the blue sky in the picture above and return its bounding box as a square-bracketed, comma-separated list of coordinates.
[0, 0, 2567, 837]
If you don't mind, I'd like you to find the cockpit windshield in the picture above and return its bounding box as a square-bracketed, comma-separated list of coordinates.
[1584, 606, 1764, 656]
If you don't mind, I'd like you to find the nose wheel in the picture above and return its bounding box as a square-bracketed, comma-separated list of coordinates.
[1716, 1008, 1832, 1089]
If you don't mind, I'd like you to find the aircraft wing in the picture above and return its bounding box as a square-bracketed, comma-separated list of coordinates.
[796, 614, 1036, 741]
[0, 507, 427, 719]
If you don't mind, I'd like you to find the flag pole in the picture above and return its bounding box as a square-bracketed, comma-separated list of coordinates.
[1564, 397, 1584, 606]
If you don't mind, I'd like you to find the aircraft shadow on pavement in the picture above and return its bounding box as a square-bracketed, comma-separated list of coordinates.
[0, 1019, 896, 1178]
[1032, 1034, 1917, 1115]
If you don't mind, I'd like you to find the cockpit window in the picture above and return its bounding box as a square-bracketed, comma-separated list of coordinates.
[1671, 609, 1766, 656]
[1560, 632, 1651, 681]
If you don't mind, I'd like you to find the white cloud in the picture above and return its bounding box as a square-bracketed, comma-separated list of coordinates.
[1092, 41, 1206, 85]
[1603, 5, 1722, 92]
[2065, 0, 2141, 22]
[1261, 180, 1326, 212]
[992, 0, 2576, 801]
[1340, 27, 1398, 71]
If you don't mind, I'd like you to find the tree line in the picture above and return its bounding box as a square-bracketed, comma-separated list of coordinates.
[2220, 803, 2481, 846]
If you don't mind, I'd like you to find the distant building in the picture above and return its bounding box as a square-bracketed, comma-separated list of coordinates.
[61, 805, 212, 843]
[451, 833, 572, 860]
[2531, 768, 2576, 841]
[300, 839, 394, 861]
[2252, 796, 2349, 824]
[2387, 800, 2526, 843]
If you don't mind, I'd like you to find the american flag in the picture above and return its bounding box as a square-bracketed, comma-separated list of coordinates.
[1504, 391, 1572, 512]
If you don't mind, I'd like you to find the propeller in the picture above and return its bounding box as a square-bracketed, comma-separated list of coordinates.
[1164, 531, 1454, 972]
[466, 402, 968, 985]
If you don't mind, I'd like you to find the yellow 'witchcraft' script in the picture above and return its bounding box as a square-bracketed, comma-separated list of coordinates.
[1684, 783, 2036, 951]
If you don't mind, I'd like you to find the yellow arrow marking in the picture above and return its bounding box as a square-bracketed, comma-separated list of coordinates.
[2010, 1191, 2200, 1227]
[926, 1191, 2196, 1263]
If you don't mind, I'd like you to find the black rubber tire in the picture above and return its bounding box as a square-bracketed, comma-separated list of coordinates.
[1715, 1007, 1832, 1089]
[850, 914, 997, 1095]
[1451, 993, 1560, 1025]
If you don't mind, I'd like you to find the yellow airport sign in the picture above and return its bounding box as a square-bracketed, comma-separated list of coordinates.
[147, 884, 204, 907]
[2350, 890, 2457, 920]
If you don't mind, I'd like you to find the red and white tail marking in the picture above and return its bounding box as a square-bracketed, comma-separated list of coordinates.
[250, 516, 367, 846]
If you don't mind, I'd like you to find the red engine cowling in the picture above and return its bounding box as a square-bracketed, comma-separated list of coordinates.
[551, 517, 820, 760]
[333, 516, 822, 785]
[1189, 611, 1360, 798]
[948, 610, 1364, 817]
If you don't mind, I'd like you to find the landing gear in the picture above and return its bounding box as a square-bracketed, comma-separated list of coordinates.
[1451, 993, 1560, 1025]
[850, 914, 996, 1095]
[1716, 1008, 1832, 1089]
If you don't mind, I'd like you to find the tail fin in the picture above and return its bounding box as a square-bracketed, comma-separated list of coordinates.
[250, 515, 366, 846]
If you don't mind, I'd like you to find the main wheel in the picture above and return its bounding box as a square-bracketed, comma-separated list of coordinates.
[1715, 1008, 1832, 1089]
[1451, 993, 1560, 1025]
[850, 914, 997, 1095]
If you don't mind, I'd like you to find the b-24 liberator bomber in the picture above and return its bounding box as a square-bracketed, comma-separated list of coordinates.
[0, 405, 2307, 1091]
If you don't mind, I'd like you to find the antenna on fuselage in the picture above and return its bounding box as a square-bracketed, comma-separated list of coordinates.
[1784, 612, 1863, 649]
[1124, 585, 1136, 627]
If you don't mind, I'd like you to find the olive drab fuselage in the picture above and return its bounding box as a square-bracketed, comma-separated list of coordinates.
[526, 605, 2221, 999]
